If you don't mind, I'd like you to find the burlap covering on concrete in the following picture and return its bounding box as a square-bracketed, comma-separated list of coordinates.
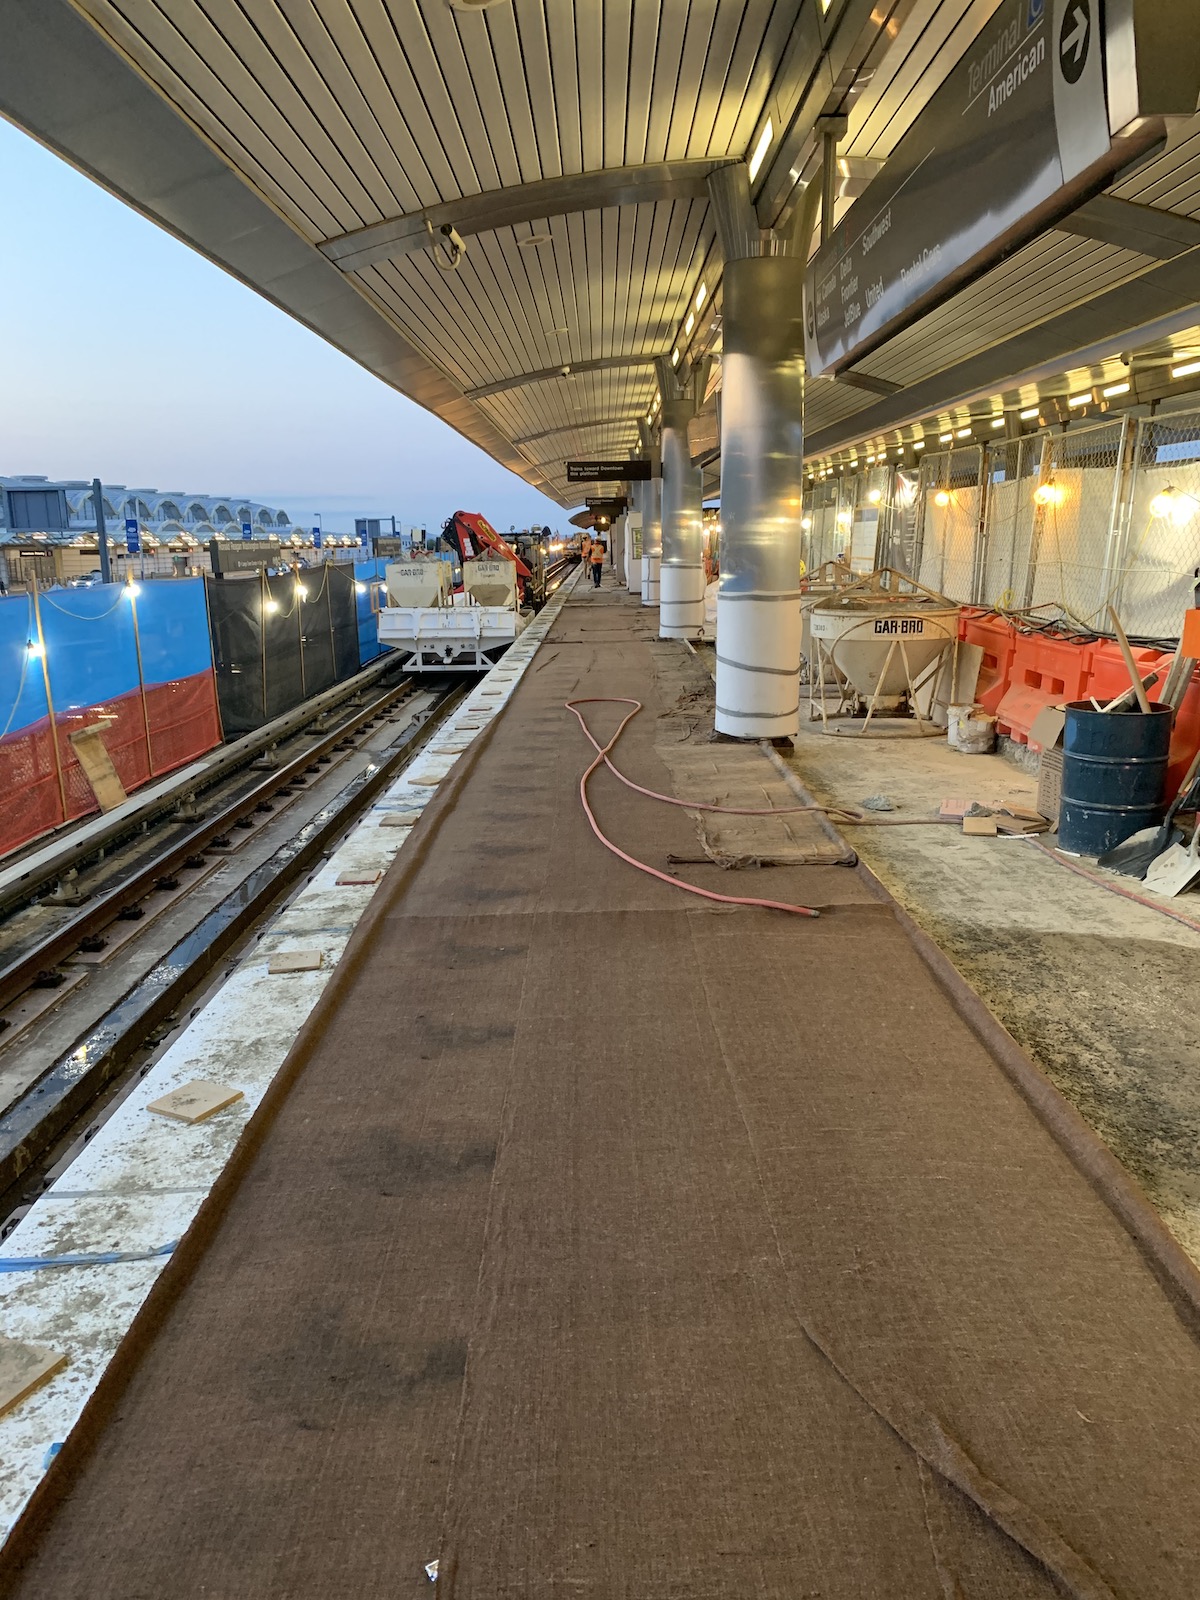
[4, 584, 1200, 1599]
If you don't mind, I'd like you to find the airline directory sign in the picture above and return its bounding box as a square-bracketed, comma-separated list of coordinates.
[803, 0, 1151, 377]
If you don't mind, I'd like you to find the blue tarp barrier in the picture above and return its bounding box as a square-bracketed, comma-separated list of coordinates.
[354, 558, 388, 664]
[0, 593, 49, 738]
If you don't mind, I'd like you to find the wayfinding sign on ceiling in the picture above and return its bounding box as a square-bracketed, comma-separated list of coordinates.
[566, 459, 651, 483]
[804, 0, 1166, 377]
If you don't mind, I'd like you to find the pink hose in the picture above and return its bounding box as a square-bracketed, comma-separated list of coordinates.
[565, 697, 821, 918]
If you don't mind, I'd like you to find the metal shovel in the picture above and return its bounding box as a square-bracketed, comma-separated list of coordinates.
[1097, 745, 1200, 878]
[1144, 818, 1200, 897]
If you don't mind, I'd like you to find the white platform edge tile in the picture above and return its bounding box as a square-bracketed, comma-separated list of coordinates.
[0, 568, 582, 1539]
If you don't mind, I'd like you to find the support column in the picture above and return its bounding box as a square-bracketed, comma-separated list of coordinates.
[638, 425, 661, 608]
[625, 484, 642, 596]
[656, 357, 707, 640]
[708, 163, 805, 741]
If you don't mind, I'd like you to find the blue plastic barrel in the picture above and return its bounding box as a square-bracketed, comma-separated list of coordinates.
[1058, 700, 1172, 856]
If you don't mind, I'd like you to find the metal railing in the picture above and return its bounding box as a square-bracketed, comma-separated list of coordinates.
[804, 410, 1200, 641]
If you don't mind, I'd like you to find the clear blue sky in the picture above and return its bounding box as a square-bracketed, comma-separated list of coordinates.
[0, 119, 569, 535]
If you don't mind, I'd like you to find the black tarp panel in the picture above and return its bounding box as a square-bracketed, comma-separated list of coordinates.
[206, 564, 361, 736]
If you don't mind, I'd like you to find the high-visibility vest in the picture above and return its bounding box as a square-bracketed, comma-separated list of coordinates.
[581, 537, 591, 560]
[590, 542, 605, 563]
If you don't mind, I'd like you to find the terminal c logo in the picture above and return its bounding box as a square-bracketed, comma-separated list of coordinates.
[806, 293, 816, 341]
[1058, 0, 1090, 86]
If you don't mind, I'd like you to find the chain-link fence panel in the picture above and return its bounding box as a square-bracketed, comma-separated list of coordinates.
[914, 446, 982, 600]
[1115, 413, 1200, 641]
[803, 481, 841, 571]
[980, 436, 1041, 608]
[1025, 421, 1127, 627]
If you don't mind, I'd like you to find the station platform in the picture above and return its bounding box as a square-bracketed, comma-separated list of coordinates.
[5, 577, 1200, 1599]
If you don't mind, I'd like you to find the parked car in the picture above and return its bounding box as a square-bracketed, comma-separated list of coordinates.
[66, 570, 104, 588]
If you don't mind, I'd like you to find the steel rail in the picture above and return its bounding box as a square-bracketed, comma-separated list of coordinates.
[0, 652, 410, 919]
[0, 675, 418, 1016]
[0, 683, 466, 1202]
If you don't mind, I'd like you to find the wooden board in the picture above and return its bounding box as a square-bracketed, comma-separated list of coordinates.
[146, 1080, 245, 1125]
[0, 1340, 68, 1419]
[267, 950, 323, 974]
[67, 721, 126, 812]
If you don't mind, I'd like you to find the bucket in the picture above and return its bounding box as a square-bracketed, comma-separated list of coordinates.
[1058, 701, 1172, 856]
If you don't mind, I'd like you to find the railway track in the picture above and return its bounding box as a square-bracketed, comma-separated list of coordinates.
[0, 674, 466, 1216]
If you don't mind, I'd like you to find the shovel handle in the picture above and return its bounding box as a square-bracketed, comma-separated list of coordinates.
[1108, 606, 1153, 714]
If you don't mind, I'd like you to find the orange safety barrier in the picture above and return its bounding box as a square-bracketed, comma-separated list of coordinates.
[958, 609, 1017, 717]
[998, 631, 1095, 745]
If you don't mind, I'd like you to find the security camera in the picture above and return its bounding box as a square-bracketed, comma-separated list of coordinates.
[560, 364, 572, 377]
[432, 221, 466, 271]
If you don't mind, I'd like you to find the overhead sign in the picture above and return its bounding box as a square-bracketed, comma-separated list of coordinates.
[312, 527, 322, 549]
[566, 459, 651, 483]
[241, 521, 253, 541]
[585, 496, 627, 512]
[803, 0, 1162, 376]
[124, 517, 140, 555]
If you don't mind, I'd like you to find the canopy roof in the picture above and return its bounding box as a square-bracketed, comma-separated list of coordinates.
[4, 1, 1200, 503]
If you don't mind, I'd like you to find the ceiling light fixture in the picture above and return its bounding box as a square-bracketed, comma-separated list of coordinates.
[519, 232, 552, 247]
[939, 433, 953, 443]
[695, 283, 707, 310]
[685, 312, 695, 335]
[748, 119, 774, 183]
[1067, 391, 1091, 407]
[992, 417, 1006, 428]
[1102, 381, 1131, 398]
[1020, 407, 1040, 420]
[671, 347, 680, 366]
[1172, 360, 1200, 380]
[956, 427, 972, 438]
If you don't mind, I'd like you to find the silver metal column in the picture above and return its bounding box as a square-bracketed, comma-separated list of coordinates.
[708, 163, 805, 740]
[638, 425, 662, 608]
[626, 480, 642, 596]
[657, 358, 707, 639]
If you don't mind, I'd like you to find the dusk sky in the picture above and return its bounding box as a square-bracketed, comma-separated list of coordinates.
[0, 118, 570, 535]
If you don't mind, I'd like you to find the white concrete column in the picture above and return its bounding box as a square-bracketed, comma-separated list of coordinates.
[658, 384, 706, 640]
[708, 164, 804, 740]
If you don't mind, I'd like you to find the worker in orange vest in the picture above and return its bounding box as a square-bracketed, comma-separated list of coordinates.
[589, 537, 605, 588]
[581, 533, 591, 566]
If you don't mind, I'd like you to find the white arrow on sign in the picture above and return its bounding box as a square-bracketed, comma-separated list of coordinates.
[1062, 2, 1089, 65]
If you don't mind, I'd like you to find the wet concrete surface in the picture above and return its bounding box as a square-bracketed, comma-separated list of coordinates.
[779, 691, 1200, 1264]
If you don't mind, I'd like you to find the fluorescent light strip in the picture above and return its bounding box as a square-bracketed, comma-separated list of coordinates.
[695, 283, 706, 310]
[748, 119, 774, 183]
[1020, 407, 1040, 420]
[1102, 381, 1131, 398]
[1171, 360, 1200, 379]
[956, 427, 972, 438]
[1068, 392, 1091, 407]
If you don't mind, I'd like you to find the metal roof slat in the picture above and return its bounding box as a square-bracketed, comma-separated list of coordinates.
[666, 0, 719, 162]
[77, 0, 347, 236]
[482, 6, 545, 183]
[311, 0, 472, 206]
[691, 0, 760, 158]
[470, 231, 551, 380]
[543, 2, 583, 176]
[510, 0, 563, 180]
[233, 0, 416, 217]
[575, 2, 606, 172]
[449, 10, 525, 189]
[645, 2, 691, 165]
[625, 1, 662, 166]
[602, 1, 633, 168]
[152, 0, 387, 223]
[723, 0, 806, 162]
[362, 262, 481, 386]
